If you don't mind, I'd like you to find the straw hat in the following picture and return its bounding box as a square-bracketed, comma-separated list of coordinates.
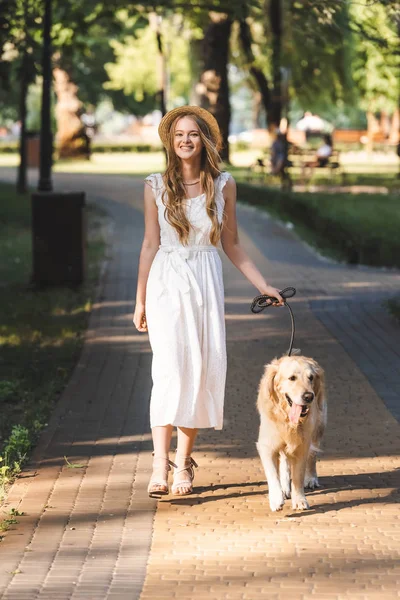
[158, 106, 222, 150]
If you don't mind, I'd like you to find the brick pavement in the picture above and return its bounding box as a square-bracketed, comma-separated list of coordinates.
[0, 168, 399, 599]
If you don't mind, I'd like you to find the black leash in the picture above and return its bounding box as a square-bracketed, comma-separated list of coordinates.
[250, 287, 297, 356]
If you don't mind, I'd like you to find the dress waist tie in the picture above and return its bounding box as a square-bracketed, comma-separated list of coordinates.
[158, 245, 218, 307]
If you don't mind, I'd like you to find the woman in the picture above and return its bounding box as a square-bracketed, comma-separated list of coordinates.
[133, 106, 283, 497]
[302, 134, 333, 181]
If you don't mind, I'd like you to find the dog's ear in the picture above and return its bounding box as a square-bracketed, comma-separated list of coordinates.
[257, 359, 279, 411]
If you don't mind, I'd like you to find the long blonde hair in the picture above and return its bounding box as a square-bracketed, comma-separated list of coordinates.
[162, 114, 223, 246]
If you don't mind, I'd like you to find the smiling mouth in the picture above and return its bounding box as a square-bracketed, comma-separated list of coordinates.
[285, 394, 309, 418]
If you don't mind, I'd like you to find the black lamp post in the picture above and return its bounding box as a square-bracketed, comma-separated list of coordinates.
[38, 0, 53, 192]
[31, 0, 86, 287]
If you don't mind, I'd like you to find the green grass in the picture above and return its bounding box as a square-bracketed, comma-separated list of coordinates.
[387, 299, 400, 323]
[0, 150, 398, 187]
[0, 182, 108, 503]
[237, 183, 400, 268]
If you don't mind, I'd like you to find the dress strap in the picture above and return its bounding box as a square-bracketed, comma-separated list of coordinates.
[217, 171, 231, 193]
[144, 173, 157, 189]
[144, 173, 164, 205]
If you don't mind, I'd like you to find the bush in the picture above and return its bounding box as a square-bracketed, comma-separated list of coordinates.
[91, 142, 161, 153]
[0, 141, 162, 154]
[237, 183, 400, 268]
[233, 141, 251, 152]
[0, 143, 18, 153]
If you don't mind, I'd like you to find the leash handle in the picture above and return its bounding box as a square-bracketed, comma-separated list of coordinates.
[250, 287, 297, 357]
[250, 286, 296, 313]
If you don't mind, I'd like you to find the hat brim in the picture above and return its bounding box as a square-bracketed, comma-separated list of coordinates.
[158, 106, 222, 150]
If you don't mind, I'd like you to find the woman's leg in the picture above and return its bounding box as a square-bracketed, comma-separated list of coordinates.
[172, 427, 198, 495]
[152, 424, 174, 457]
[148, 425, 174, 496]
[176, 426, 198, 456]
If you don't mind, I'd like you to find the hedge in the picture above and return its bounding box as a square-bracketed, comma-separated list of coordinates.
[0, 141, 162, 154]
[237, 182, 400, 269]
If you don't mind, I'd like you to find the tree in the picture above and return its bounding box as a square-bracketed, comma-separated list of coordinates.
[105, 13, 192, 112]
[350, 1, 399, 146]
[236, 0, 353, 132]
[198, 13, 233, 162]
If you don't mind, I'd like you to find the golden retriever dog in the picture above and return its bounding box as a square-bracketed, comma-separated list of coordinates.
[256, 354, 327, 511]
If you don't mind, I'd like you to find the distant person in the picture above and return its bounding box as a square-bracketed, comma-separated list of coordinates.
[297, 112, 325, 141]
[315, 134, 333, 167]
[81, 108, 97, 139]
[270, 131, 292, 190]
[302, 134, 333, 180]
[271, 132, 286, 175]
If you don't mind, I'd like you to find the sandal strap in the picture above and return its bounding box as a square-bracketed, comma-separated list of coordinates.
[151, 453, 177, 470]
[174, 456, 198, 476]
[148, 456, 178, 494]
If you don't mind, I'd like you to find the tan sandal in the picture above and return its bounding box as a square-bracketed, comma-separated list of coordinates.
[172, 456, 198, 496]
[148, 454, 176, 497]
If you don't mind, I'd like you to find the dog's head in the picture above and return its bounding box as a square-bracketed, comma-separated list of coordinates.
[260, 355, 325, 427]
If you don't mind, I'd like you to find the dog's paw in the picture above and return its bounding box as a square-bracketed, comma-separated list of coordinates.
[269, 488, 285, 512]
[291, 495, 310, 511]
[304, 475, 320, 490]
[281, 482, 291, 499]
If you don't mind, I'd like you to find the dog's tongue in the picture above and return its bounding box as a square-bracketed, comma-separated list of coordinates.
[289, 403, 303, 425]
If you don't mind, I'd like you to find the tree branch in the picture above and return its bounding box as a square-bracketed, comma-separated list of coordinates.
[238, 19, 271, 116]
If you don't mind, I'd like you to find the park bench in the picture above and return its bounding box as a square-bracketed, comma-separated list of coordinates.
[295, 149, 342, 183]
[246, 155, 293, 190]
[246, 147, 342, 188]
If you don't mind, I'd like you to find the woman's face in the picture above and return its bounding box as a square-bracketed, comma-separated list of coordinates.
[173, 116, 203, 161]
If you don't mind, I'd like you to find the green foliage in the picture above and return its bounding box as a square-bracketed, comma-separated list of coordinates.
[0, 141, 161, 153]
[1, 426, 31, 470]
[387, 298, 400, 324]
[350, 2, 399, 112]
[0, 0, 41, 127]
[105, 15, 192, 106]
[91, 142, 160, 152]
[1, 0, 398, 129]
[0, 182, 107, 503]
[106, 28, 159, 101]
[64, 456, 85, 469]
[0, 143, 18, 153]
[0, 508, 25, 536]
[283, 1, 354, 109]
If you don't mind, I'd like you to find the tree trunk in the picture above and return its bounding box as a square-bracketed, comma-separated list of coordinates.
[389, 108, 399, 144]
[380, 110, 390, 139]
[53, 67, 89, 159]
[239, 19, 271, 122]
[17, 51, 28, 193]
[397, 10, 400, 178]
[198, 13, 232, 163]
[268, 0, 283, 130]
[150, 13, 167, 116]
[252, 92, 263, 129]
[366, 109, 379, 153]
[38, 0, 53, 190]
[189, 37, 203, 105]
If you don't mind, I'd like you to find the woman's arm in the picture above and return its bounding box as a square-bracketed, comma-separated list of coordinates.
[220, 176, 283, 305]
[133, 181, 160, 331]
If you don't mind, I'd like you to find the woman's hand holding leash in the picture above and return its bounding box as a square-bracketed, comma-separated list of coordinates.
[133, 304, 148, 332]
[250, 287, 297, 356]
[258, 285, 284, 307]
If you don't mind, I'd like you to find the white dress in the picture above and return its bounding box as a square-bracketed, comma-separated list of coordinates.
[144, 172, 230, 430]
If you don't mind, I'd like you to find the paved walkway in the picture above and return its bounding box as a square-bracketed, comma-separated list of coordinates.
[0, 168, 399, 599]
